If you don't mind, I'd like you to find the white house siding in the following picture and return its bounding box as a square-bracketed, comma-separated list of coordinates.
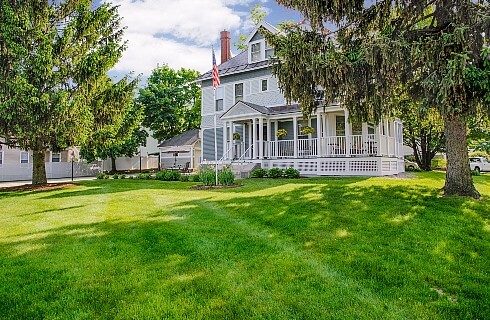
[0, 147, 99, 182]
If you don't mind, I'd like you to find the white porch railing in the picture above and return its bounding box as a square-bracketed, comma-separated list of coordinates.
[224, 134, 392, 160]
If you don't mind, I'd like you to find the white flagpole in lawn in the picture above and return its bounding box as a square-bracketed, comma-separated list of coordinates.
[213, 89, 218, 186]
[211, 46, 220, 186]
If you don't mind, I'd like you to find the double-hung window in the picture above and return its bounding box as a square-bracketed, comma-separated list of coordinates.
[261, 79, 268, 92]
[20, 151, 29, 164]
[0, 150, 3, 165]
[51, 152, 61, 163]
[251, 42, 261, 62]
[265, 41, 274, 59]
[215, 86, 224, 111]
[234, 83, 244, 103]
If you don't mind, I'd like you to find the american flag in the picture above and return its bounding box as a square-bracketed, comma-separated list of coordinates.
[212, 48, 220, 88]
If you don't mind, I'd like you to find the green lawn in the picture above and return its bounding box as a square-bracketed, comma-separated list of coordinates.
[0, 172, 489, 319]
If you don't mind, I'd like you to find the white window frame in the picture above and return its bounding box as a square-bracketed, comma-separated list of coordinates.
[215, 86, 224, 112]
[265, 41, 274, 59]
[51, 152, 61, 163]
[261, 78, 268, 92]
[234, 83, 244, 103]
[20, 151, 29, 164]
[249, 40, 263, 63]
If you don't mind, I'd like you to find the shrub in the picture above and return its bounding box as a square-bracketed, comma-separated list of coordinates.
[112, 174, 120, 179]
[431, 158, 447, 170]
[200, 168, 216, 186]
[469, 151, 490, 159]
[250, 167, 268, 178]
[179, 174, 189, 182]
[120, 174, 127, 179]
[267, 167, 284, 178]
[471, 169, 481, 176]
[137, 173, 152, 180]
[190, 174, 201, 182]
[155, 170, 181, 181]
[284, 167, 300, 178]
[129, 175, 135, 179]
[96, 173, 107, 180]
[218, 167, 235, 186]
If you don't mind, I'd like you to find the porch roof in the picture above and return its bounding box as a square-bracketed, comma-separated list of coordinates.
[220, 101, 301, 120]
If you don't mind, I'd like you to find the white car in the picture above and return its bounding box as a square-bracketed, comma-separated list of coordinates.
[469, 157, 490, 173]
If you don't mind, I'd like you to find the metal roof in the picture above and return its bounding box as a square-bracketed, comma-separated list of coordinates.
[197, 51, 269, 81]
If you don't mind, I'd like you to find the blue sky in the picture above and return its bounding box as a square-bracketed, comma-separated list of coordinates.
[97, 0, 301, 80]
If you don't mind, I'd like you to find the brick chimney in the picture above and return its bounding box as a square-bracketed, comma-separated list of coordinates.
[220, 30, 231, 64]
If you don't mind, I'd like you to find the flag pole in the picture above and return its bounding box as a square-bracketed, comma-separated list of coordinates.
[214, 88, 218, 186]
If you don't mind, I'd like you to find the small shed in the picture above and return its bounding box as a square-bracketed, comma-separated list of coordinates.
[158, 129, 201, 171]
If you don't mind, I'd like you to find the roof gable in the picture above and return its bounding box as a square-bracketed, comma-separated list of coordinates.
[158, 129, 199, 148]
[245, 22, 278, 44]
[220, 101, 268, 120]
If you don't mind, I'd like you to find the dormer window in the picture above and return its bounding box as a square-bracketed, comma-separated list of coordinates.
[265, 41, 274, 59]
[251, 42, 261, 62]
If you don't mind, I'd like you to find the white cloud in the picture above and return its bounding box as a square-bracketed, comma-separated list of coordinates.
[104, 0, 261, 76]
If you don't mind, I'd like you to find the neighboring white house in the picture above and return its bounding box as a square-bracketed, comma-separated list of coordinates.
[0, 144, 100, 182]
[158, 129, 201, 171]
[196, 23, 405, 176]
[102, 130, 160, 172]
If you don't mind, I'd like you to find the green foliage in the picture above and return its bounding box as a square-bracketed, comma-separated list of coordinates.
[469, 151, 489, 159]
[267, 168, 284, 179]
[0, 0, 129, 184]
[300, 126, 315, 135]
[112, 174, 121, 180]
[96, 173, 108, 180]
[431, 158, 447, 170]
[276, 129, 287, 139]
[155, 170, 181, 182]
[218, 168, 235, 186]
[471, 169, 481, 176]
[283, 167, 300, 178]
[235, 4, 268, 50]
[250, 168, 268, 178]
[199, 168, 216, 186]
[138, 65, 201, 141]
[268, 0, 489, 197]
[120, 175, 127, 179]
[137, 173, 152, 180]
[179, 175, 189, 182]
[80, 82, 148, 172]
[189, 174, 201, 183]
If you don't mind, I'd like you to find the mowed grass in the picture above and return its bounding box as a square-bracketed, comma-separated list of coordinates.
[0, 172, 489, 319]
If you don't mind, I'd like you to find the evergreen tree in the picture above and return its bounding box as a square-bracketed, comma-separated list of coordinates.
[0, 0, 129, 184]
[267, 0, 490, 198]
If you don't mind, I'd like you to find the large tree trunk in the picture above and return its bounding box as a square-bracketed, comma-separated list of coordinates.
[110, 156, 117, 173]
[444, 114, 480, 198]
[32, 150, 47, 185]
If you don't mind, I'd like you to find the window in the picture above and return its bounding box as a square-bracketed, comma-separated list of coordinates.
[215, 86, 224, 111]
[265, 41, 274, 59]
[336, 116, 345, 136]
[51, 152, 61, 163]
[234, 83, 243, 103]
[367, 124, 375, 135]
[20, 151, 29, 164]
[251, 42, 261, 62]
[0, 151, 3, 165]
[261, 79, 268, 92]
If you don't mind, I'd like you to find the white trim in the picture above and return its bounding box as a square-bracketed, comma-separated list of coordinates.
[51, 151, 61, 163]
[20, 151, 29, 164]
[244, 22, 278, 44]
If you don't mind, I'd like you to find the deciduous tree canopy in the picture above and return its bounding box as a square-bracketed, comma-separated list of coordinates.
[138, 65, 201, 142]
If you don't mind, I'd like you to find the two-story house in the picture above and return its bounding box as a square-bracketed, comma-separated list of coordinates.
[197, 23, 404, 176]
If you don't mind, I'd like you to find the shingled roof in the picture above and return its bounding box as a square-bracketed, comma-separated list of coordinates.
[197, 51, 269, 82]
[158, 129, 199, 148]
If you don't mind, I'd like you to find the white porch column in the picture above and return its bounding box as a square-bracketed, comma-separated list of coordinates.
[266, 119, 271, 158]
[344, 109, 351, 157]
[252, 118, 257, 159]
[190, 146, 194, 169]
[222, 121, 227, 160]
[316, 113, 322, 157]
[274, 120, 279, 141]
[293, 116, 298, 158]
[229, 121, 234, 159]
[258, 117, 264, 159]
[248, 121, 252, 159]
[376, 123, 382, 156]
